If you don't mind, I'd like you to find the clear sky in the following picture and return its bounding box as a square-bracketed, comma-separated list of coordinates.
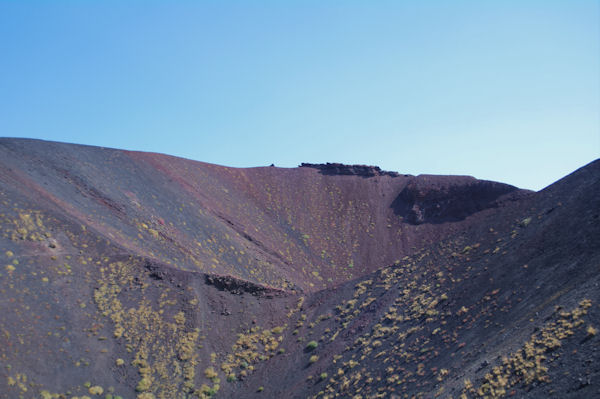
[1, 1, 598, 191]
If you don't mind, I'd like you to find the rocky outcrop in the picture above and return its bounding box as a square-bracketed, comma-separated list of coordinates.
[392, 175, 527, 224]
[204, 274, 286, 298]
[299, 162, 404, 178]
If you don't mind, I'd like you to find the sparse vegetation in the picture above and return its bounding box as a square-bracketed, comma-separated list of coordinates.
[587, 325, 597, 336]
[0, 140, 596, 399]
[88, 385, 103, 395]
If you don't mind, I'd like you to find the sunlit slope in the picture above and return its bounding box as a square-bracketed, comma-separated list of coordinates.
[2, 139, 594, 399]
[241, 159, 600, 398]
[0, 138, 522, 292]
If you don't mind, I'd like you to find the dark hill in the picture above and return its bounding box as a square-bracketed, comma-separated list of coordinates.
[0, 138, 597, 399]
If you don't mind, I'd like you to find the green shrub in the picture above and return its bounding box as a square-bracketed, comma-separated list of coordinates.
[306, 340, 318, 351]
[272, 326, 284, 334]
[89, 385, 103, 395]
[136, 377, 152, 392]
[204, 367, 218, 379]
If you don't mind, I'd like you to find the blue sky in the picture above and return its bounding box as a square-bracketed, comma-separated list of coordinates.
[0, 1, 598, 190]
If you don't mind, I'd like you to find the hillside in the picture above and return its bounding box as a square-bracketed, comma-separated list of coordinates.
[0, 138, 598, 399]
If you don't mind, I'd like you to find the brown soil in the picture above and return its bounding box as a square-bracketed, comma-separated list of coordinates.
[0, 138, 598, 399]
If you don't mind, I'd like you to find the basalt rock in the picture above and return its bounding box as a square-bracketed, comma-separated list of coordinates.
[299, 162, 403, 178]
[392, 175, 529, 224]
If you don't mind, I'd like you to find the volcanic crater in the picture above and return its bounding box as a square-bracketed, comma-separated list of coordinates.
[0, 138, 598, 399]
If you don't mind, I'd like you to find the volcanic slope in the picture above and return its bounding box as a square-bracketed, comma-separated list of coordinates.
[0, 138, 597, 399]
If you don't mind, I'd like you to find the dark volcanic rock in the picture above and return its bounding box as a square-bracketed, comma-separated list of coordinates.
[392, 175, 529, 224]
[299, 162, 403, 178]
[204, 274, 286, 297]
[0, 138, 597, 399]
